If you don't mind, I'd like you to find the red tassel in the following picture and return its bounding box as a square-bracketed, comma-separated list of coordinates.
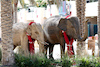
[68, 38, 74, 55]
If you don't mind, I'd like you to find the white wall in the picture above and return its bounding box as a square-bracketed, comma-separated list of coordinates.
[86, 2, 98, 17]
[17, 1, 98, 24]
[68, 1, 98, 17]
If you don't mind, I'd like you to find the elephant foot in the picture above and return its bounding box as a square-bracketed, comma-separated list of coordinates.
[49, 54, 54, 60]
[24, 51, 30, 57]
[49, 57, 54, 61]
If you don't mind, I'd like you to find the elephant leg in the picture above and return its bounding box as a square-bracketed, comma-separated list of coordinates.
[60, 44, 65, 58]
[21, 34, 29, 56]
[60, 37, 65, 58]
[44, 45, 49, 58]
[49, 44, 54, 59]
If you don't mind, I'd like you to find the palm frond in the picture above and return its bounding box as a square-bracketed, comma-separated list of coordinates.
[19, 0, 25, 8]
[29, 0, 37, 6]
[11, 0, 18, 5]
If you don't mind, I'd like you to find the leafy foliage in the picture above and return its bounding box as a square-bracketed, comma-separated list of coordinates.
[14, 53, 73, 67]
[14, 54, 53, 67]
[76, 57, 100, 67]
[36, 0, 47, 7]
[61, 59, 72, 67]
[0, 52, 100, 67]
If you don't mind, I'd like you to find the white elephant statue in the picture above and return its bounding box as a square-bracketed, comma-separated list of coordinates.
[12, 22, 45, 55]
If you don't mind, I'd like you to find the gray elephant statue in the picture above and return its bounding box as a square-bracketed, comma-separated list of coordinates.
[43, 15, 82, 59]
[13, 22, 45, 56]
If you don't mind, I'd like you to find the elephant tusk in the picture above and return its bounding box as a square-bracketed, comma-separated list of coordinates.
[36, 39, 49, 45]
[44, 42, 49, 45]
[26, 33, 31, 36]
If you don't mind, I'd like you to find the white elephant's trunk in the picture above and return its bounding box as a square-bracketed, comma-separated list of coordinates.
[36, 31, 46, 53]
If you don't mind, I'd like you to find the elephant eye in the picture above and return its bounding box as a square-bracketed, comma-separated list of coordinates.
[71, 26, 74, 28]
[35, 31, 39, 34]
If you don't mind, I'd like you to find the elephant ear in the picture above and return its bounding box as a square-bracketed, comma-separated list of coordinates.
[57, 18, 67, 31]
[68, 17, 79, 27]
[26, 23, 37, 34]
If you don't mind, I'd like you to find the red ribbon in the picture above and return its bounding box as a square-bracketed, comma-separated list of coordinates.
[62, 12, 74, 56]
[62, 31, 74, 55]
[29, 22, 35, 25]
[65, 12, 72, 19]
[62, 31, 69, 44]
[27, 22, 35, 54]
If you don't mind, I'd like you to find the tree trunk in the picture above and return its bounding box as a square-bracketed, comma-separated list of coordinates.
[76, 0, 86, 57]
[13, 0, 18, 23]
[1, 0, 14, 65]
[97, 0, 100, 57]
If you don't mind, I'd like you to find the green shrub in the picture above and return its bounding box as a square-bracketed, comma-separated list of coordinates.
[14, 53, 73, 67]
[54, 56, 73, 67]
[14, 54, 54, 67]
[77, 57, 100, 67]
[61, 58, 72, 67]
[14, 53, 100, 67]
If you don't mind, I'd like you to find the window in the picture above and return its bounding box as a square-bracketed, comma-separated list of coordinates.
[86, 0, 98, 3]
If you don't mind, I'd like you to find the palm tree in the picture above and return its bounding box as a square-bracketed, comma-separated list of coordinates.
[76, 0, 86, 56]
[1, 0, 14, 65]
[12, 0, 36, 23]
[29, 0, 36, 6]
[1, 0, 35, 65]
[12, 0, 18, 23]
[47, 0, 61, 8]
[12, 0, 25, 23]
[97, 0, 100, 57]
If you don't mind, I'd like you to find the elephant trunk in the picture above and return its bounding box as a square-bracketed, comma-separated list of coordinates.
[77, 36, 82, 41]
[36, 30, 48, 54]
[37, 33, 45, 53]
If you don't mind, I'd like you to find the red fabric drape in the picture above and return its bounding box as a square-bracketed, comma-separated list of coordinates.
[27, 22, 35, 54]
[62, 31, 74, 55]
[62, 12, 74, 56]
